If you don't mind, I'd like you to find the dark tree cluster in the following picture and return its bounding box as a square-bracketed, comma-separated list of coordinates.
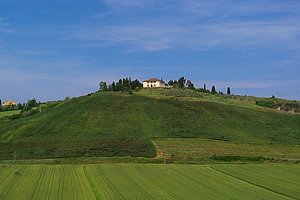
[167, 77, 195, 90]
[100, 77, 143, 92]
[21, 98, 41, 111]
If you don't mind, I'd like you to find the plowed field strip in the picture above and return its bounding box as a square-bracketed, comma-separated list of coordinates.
[210, 167, 295, 200]
[0, 164, 299, 200]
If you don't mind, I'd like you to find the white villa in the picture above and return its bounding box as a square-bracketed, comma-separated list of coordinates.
[143, 78, 165, 88]
[2, 100, 17, 106]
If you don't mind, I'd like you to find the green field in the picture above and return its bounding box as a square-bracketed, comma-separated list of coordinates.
[0, 89, 299, 160]
[153, 138, 300, 163]
[0, 164, 299, 200]
[0, 110, 21, 118]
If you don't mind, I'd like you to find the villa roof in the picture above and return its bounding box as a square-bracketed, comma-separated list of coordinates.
[143, 78, 165, 83]
[2, 100, 16, 106]
[3, 100, 16, 103]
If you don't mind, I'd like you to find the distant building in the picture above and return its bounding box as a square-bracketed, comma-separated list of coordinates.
[2, 100, 17, 106]
[143, 78, 165, 88]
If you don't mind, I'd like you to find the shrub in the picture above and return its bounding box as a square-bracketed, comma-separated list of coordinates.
[210, 155, 266, 162]
[135, 87, 140, 92]
[256, 101, 275, 108]
[8, 114, 21, 120]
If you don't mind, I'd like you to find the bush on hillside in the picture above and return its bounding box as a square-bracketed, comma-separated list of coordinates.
[210, 155, 266, 162]
[135, 87, 140, 92]
[256, 101, 276, 108]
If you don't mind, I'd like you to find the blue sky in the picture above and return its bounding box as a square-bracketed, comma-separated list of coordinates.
[0, 0, 300, 103]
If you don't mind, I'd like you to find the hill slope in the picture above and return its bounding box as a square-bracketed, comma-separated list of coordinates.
[0, 89, 299, 160]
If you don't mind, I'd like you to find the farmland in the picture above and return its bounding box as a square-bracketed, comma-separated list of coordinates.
[0, 164, 299, 200]
[0, 90, 299, 199]
[153, 138, 300, 163]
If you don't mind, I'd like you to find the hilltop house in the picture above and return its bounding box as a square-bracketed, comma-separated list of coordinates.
[143, 78, 165, 88]
[2, 100, 16, 106]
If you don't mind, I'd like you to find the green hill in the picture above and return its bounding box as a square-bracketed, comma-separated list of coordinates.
[0, 88, 300, 161]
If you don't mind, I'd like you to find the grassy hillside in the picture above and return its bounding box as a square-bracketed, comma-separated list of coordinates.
[0, 88, 299, 160]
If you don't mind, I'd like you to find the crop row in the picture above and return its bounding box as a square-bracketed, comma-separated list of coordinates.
[0, 164, 299, 199]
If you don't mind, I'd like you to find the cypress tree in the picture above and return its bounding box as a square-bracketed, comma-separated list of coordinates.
[211, 86, 217, 94]
[112, 81, 116, 91]
[186, 80, 195, 90]
[119, 79, 123, 91]
[178, 77, 186, 88]
[227, 87, 231, 95]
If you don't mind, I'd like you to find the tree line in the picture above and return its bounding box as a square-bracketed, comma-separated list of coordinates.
[99, 76, 232, 95]
[167, 77, 195, 90]
[99, 77, 142, 92]
[167, 77, 231, 95]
